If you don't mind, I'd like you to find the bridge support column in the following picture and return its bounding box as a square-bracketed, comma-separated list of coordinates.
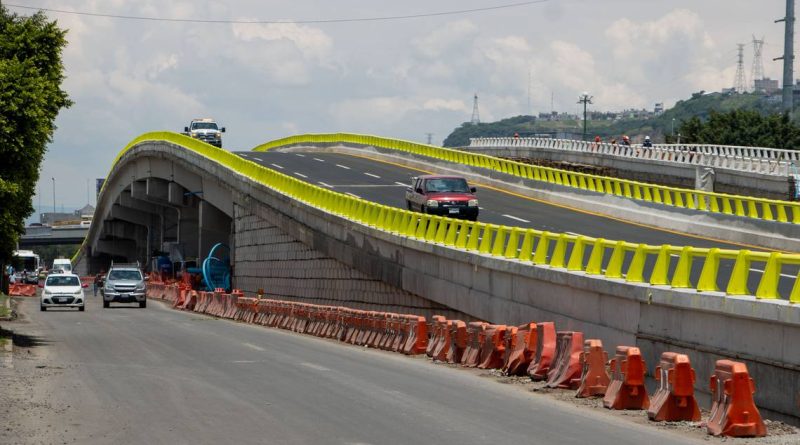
[198, 200, 232, 259]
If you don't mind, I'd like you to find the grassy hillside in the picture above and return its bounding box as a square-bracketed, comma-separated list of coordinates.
[443, 92, 782, 147]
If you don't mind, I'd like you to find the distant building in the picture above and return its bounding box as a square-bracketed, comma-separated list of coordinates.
[654, 103, 664, 115]
[754, 78, 780, 94]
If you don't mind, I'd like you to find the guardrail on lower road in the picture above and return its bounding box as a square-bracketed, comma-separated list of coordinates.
[468, 137, 796, 176]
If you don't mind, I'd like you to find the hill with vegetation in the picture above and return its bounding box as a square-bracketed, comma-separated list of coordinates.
[442, 91, 784, 147]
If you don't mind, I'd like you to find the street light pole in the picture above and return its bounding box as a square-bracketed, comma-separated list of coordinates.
[577, 92, 593, 141]
[51, 177, 56, 215]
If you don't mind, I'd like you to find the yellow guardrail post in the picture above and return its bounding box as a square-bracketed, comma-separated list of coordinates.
[776, 204, 788, 223]
[455, 221, 470, 249]
[491, 226, 508, 257]
[444, 220, 459, 245]
[504, 227, 521, 259]
[466, 222, 482, 251]
[670, 246, 694, 288]
[424, 216, 440, 240]
[518, 229, 535, 262]
[790, 271, 800, 303]
[649, 245, 672, 286]
[755, 252, 781, 299]
[548, 234, 568, 268]
[567, 236, 587, 271]
[433, 217, 448, 243]
[761, 202, 774, 221]
[604, 241, 626, 279]
[532, 232, 551, 265]
[478, 224, 496, 254]
[414, 215, 430, 239]
[726, 250, 751, 295]
[697, 248, 720, 292]
[625, 244, 647, 283]
[585, 238, 606, 275]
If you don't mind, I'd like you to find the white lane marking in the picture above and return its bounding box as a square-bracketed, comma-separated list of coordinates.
[565, 232, 581, 236]
[270, 163, 284, 170]
[394, 182, 408, 187]
[294, 172, 308, 178]
[242, 343, 265, 352]
[336, 164, 351, 170]
[503, 214, 530, 223]
[240, 154, 248, 157]
[364, 172, 380, 178]
[299, 362, 331, 371]
[295, 153, 306, 157]
[346, 192, 362, 198]
[318, 182, 333, 188]
[232, 360, 260, 364]
[314, 158, 325, 162]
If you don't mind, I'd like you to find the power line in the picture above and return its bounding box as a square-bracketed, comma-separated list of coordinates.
[6, 1, 549, 25]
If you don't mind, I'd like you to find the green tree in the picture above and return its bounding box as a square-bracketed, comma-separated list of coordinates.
[676, 110, 800, 149]
[0, 7, 71, 273]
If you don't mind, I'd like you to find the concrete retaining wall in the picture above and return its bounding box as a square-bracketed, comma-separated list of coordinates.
[463, 145, 794, 201]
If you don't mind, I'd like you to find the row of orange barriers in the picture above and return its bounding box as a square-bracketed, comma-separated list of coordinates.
[7, 283, 36, 297]
[425, 317, 767, 437]
[145, 284, 768, 437]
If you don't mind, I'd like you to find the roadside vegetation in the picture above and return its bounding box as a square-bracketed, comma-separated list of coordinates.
[0, 6, 71, 283]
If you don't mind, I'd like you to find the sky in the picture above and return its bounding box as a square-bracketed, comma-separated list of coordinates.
[8, 0, 794, 210]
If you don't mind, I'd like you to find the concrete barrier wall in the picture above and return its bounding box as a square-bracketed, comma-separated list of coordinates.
[84, 141, 800, 421]
[462, 146, 794, 200]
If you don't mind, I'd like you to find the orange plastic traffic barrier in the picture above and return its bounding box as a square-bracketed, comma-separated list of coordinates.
[603, 346, 650, 410]
[575, 339, 610, 398]
[431, 320, 452, 361]
[461, 322, 487, 367]
[446, 320, 467, 364]
[527, 322, 556, 380]
[403, 315, 427, 355]
[647, 352, 700, 422]
[502, 323, 537, 376]
[427, 316, 446, 356]
[477, 325, 507, 369]
[707, 360, 766, 437]
[546, 331, 584, 389]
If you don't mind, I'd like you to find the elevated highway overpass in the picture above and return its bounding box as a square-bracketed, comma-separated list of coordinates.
[73, 132, 800, 422]
[19, 225, 88, 247]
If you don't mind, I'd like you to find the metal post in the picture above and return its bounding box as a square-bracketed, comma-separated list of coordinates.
[51, 177, 56, 215]
[577, 92, 593, 141]
[776, 0, 795, 111]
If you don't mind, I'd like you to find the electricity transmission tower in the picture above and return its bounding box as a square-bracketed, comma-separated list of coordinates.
[734, 43, 748, 93]
[751, 35, 765, 89]
[470, 93, 480, 125]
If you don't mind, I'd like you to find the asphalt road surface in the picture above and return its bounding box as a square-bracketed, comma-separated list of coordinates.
[1, 296, 706, 445]
[237, 151, 799, 299]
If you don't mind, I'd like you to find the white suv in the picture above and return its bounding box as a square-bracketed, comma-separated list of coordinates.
[40, 273, 86, 311]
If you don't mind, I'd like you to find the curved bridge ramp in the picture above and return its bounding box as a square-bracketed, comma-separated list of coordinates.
[76, 132, 800, 422]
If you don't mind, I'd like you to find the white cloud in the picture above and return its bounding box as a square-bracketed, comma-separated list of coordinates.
[232, 22, 333, 61]
[413, 20, 478, 58]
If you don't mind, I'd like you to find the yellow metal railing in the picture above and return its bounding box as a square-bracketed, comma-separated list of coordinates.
[252, 133, 800, 225]
[75, 132, 800, 303]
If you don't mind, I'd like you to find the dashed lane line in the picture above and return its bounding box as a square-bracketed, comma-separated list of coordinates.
[313, 158, 325, 162]
[318, 182, 333, 188]
[364, 172, 381, 178]
[270, 163, 284, 170]
[294, 172, 308, 178]
[336, 164, 351, 170]
[502, 214, 530, 223]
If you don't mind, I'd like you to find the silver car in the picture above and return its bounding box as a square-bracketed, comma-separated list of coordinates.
[102, 263, 147, 308]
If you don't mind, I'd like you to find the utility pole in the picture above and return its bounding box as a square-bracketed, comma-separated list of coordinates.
[775, 0, 795, 111]
[577, 92, 593, 141]
[425, 133, 434, 145]
[527, 69, 532, 116]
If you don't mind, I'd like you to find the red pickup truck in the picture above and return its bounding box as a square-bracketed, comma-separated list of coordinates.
[404, 175, 479, 221]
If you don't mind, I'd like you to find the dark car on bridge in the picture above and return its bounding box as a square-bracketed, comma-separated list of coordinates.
[405, 175, 479, 221]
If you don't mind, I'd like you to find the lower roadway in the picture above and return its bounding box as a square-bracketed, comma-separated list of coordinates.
[3, 297, 704, 444]
[238, 151, 799, 298]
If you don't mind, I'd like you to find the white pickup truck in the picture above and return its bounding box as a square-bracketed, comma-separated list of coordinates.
[183, 118, 225, 148]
